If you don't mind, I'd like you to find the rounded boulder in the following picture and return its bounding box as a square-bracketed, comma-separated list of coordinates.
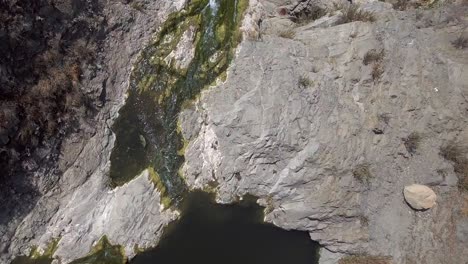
[404, 184, 437, 210]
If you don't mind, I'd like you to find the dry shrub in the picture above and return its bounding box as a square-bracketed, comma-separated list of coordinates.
[452, 35, 468, 49]
[0, 104, 19, 139]
[335, 4, 376, 24]
[339, 255, 392, 264]
[32, 78, 56, 98]
[292, 4, 327, 25]
[298, 75, 313, 88]
[378, 113, 391, 125]
[403, 132, 421, 154]
[65, 92, 82, 111]
[353, 163, 372, 184]
[130, 1, 145, 12]
[0, 107, 17, 126]
[48, 68, 71, 92]
[362, 49, 385, 82]
[69, 63, 82, 84]
[17, 117, 38, 145]
[37, 49, 61, 68]
[461, 194, 468, 217]
[371, 63, 384, 81]
[264, 195, 275, 214]
[392, 0, 413, 11]
[440, 142, 468, 191]
[69, 39, 95, 63]
[363, 49, 385, 65]
[390, 0, 425, 10]
[279, 29, 295, 39]
[245, 29, 261, 41]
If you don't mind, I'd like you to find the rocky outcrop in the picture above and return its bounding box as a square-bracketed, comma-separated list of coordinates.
[1, 0, 187, 263]
[404, 184, 437, 210]
[2, 0, 468, 264]
[180, 0, 468, 263]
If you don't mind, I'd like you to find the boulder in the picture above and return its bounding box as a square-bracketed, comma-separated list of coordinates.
[404, 184, 437, 210]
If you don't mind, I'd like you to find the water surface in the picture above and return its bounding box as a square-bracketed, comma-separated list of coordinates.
[131, 191, 320, 264]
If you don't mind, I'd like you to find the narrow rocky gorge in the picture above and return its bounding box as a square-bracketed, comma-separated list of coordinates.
[1, 0, 468, 264]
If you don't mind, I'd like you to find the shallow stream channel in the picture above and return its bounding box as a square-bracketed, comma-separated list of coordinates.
[12, 0, 320, 263]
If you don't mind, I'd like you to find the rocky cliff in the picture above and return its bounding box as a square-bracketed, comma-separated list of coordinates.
[1, 0, 468, 264]
[181, 1, 468, 263]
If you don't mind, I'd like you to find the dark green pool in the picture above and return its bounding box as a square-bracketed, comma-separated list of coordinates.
[130, 191, 320, 264]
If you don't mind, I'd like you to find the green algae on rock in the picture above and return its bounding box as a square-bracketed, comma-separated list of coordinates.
[10, 238, 60, 264]
[109, 0, 249, 204]
[69, 236, 125, 264]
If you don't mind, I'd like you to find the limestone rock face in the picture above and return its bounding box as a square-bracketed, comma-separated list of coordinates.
[180, 0, 468, 263]
[404, 184, 437, 210]
[2, 1, 468, 264]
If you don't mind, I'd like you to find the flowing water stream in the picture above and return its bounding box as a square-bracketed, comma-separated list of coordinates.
[109, 0, 248, 204]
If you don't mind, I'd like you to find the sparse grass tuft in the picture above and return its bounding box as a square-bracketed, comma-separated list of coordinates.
[335, 4, 376, 24]
[461, 195, 468, 217]
[403, 132, 421, 155]
[371, 63, 384, 81]
[359, 215, 369, 226]
[439, 142, 468, 191]
[245, 29, 261, 41]
[298, 75, 313, 88]
[353, 163, 372, 184]
[378, 113, 391, 125]
[148, 167, 172, 208]
[363, 49, 385, 82]
[279, 29, 296, 39]
[130, 1, 145, 12]
[339, 255, 392, 264]
[452, 35, 468, 49]
[292, 5, 327, 25]
[392, 0, 413, 11]
[440, 142, 466, 164]
[264, 195, 275, 214]
[363, 49, 385, 66]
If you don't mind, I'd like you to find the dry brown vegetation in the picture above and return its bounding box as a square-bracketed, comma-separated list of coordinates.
[298, 75, 313, 88]
[339, 255, 392, 264]
[382, 0, 437, 10]
[461, 194, 468, 217]
[335, 4, 376, 24]
[391, 0, 416, 11]
[291, 4, 327, 25]
[452, 35, 468, 49]
[440, 142, 468, 191]
[363, 50, 385, 66]
[353, 163, 372, 184]
[363, 49, 385, 81]
[403, 132, 421, 155]
[279, 29, 296, 39]
[0, 0, 101, 180]
[371, 63, 384, 81]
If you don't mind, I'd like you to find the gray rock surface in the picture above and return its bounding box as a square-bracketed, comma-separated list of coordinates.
[180, 0, 468, 263]
[2, 0, 468, 264]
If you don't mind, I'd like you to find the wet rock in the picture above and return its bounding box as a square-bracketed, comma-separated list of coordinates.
[404, 184, 437, 210]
